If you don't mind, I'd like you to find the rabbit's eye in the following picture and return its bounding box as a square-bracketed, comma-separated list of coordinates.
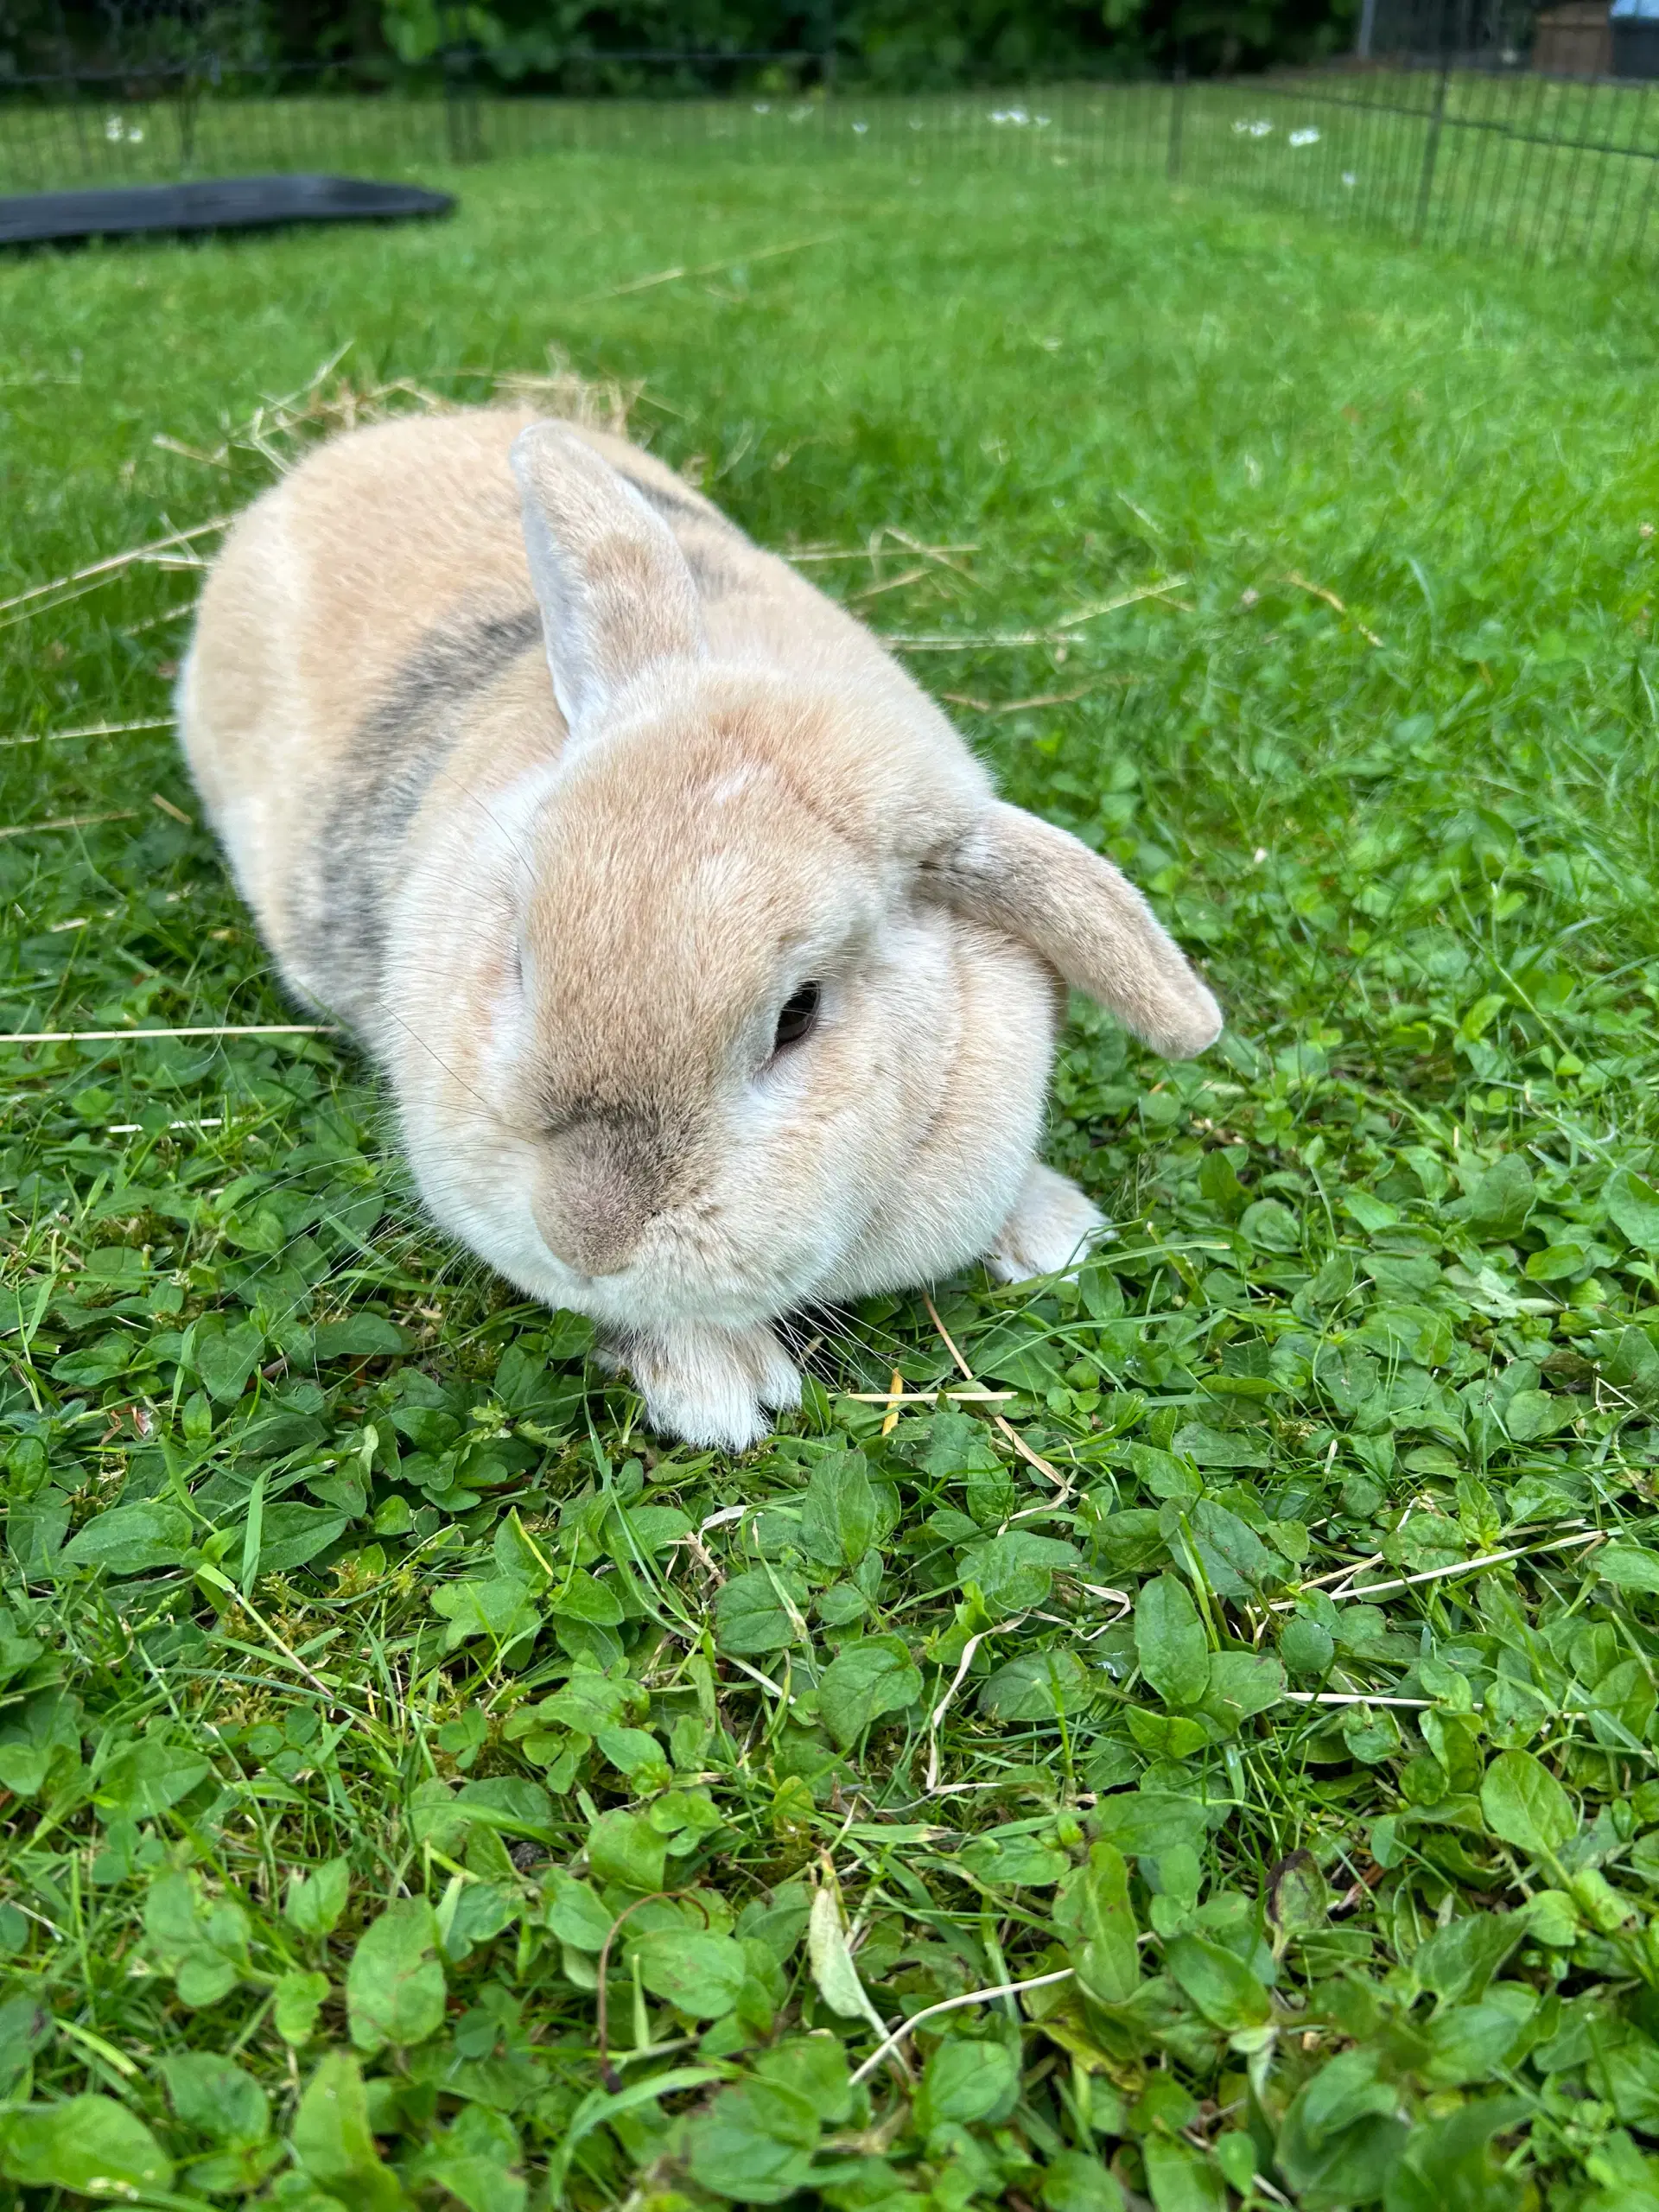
[774, 982, 820, 1051]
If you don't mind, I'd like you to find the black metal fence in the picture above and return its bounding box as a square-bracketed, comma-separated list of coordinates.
[4, 38, 1659, 273]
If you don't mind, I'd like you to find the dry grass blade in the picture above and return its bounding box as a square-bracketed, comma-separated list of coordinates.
[492, 353, 643, 437]
[0, 519, 229, 627]
[0, 717, 175, 750]
[0, 1024, 336, 1046]
[939, 685, 1099, 714]
[1285, 569, 1384, 647]
[0, 811, 137, 840]
[848, 1969, 1076, 2088]
[1055, 577, 1191, 629]
[921, 1290, 1070, 1498]
[569, 232, 840, 308]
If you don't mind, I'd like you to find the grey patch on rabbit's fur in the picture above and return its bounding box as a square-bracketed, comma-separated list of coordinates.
[613, 467, 746, 538]
[296, 604, 543, 1032]
[679, 541, 745, 602]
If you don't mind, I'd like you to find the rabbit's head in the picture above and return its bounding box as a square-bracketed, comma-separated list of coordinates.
[388, 425, 1219, 1413]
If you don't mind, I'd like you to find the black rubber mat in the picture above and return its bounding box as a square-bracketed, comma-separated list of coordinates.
[0, 174, 454, 245]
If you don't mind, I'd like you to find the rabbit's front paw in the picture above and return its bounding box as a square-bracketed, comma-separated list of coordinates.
[622, 1321, 800, 1452]
[988, 1162, 1103, 1282]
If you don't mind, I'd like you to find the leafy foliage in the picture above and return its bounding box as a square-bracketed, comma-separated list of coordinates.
[5, 0, 1360, 89]
[3, 129, 1659, 2212]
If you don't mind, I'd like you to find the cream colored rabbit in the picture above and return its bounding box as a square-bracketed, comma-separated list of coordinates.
[179, 409, 1220, 1449]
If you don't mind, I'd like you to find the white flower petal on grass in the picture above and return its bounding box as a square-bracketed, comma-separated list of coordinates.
[1288, 126, 1322, 147]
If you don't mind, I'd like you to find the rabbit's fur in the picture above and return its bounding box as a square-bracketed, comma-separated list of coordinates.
[180, 408, 1220, 1448]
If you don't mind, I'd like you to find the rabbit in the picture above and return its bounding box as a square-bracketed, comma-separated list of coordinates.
[178, 407, 1221, 1451]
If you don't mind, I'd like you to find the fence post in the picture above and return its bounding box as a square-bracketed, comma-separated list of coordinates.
[174, 54, 206, 175]
[1414, 59, 1451, 242]
[1166, 49, 1187, 181]
[442, 7, 483, 163]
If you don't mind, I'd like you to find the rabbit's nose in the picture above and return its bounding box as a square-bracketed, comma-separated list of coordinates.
[534, 1124, 661, 1280]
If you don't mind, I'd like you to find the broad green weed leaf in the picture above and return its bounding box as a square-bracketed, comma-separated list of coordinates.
[256, 1502, 350, 1573]
[314, 1313, 411, 1358]
[291, 2050, 401, 2209]
[431, 1576, 542, 1654]
[1605, 1167, 1659, 1251]
[1041, 2151, 1127, 2211]
[753, 2036, 851, 2123]
[1280, 1616, 1333, 1677]
[1382, 2097, 1528, 2212]
[978, 1648, 1093, 1720]
[539, 1669, 645, 1735]
[817, 1633, 921, 1750]
[798, 1448, 877, 1568]
[161, 2052, 269, 2145]
[1163, 1931, 1271, 2031]
[1240, 1198, 1300, 1251]
[1135, 1573, 1210, 1707]
[588, 1808, 666, 1893]
[547, 1567, 623, 1625]
[919, 1407, 1004, 1475]
[918, 2037, 1020, 2128]
[1055, 1840, 1140, 2003]
[715, 1567, 807, 1655]
[958, 1529, 1080, 1612]
[684, 2084, 817, 2205]
[1465, 1154, 1535, 1242]
[630, 1928, 749, 2018]
[544, 1876, 617, 1952]
[275, 1969, 330, 2047]
[346, 1897, 447, 2053]
[287, 1857, 351, 1938]
[1481, 1749, 1575, 1856]
[1143, 2135, 1230, 2209]
[60, 1501, 191, 1576]
[1414, 1911, 1525, 2005]
[144, 1870, 249, 2007]
[958, 1828, 1069, 1887]
[1200, 1649, 1283, 1732]
[454, 1776, 555, 1841]
[0, 2094, 173, 2198]
[193, 1318, 265, 1402]
[1268, 1850, 1330, 1937]
[973, 1322, 1066, 1395]
[1275, 2049, 1408, 2201]
[1093, 1789, 1208, 1857]
[1595, 1541, 1659, 1596]
[97, 1733, 211, 1818]
[1190, 1500, 1274, 1595]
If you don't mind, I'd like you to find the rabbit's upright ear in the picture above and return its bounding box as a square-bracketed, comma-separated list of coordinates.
[511, 424, 707, 734]
[927, 801, 1223, 1058]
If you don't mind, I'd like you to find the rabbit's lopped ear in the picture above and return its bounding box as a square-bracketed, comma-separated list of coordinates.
[926, 801, 1223, 1058]
[511, 423, 708, 734]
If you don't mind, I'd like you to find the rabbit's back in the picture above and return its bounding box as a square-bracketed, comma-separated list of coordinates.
[181, 407, 938, 1041]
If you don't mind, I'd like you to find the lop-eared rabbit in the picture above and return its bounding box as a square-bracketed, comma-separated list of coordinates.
[180, 410, 1220, 1449]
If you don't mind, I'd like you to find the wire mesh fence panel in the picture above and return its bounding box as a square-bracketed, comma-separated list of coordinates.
[3, 46, 1658, 274]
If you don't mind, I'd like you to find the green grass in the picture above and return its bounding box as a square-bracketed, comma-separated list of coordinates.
[3, 143, 1659, 2212]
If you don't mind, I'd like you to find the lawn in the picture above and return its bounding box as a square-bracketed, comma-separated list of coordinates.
[3, 139, 1659, 2212]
